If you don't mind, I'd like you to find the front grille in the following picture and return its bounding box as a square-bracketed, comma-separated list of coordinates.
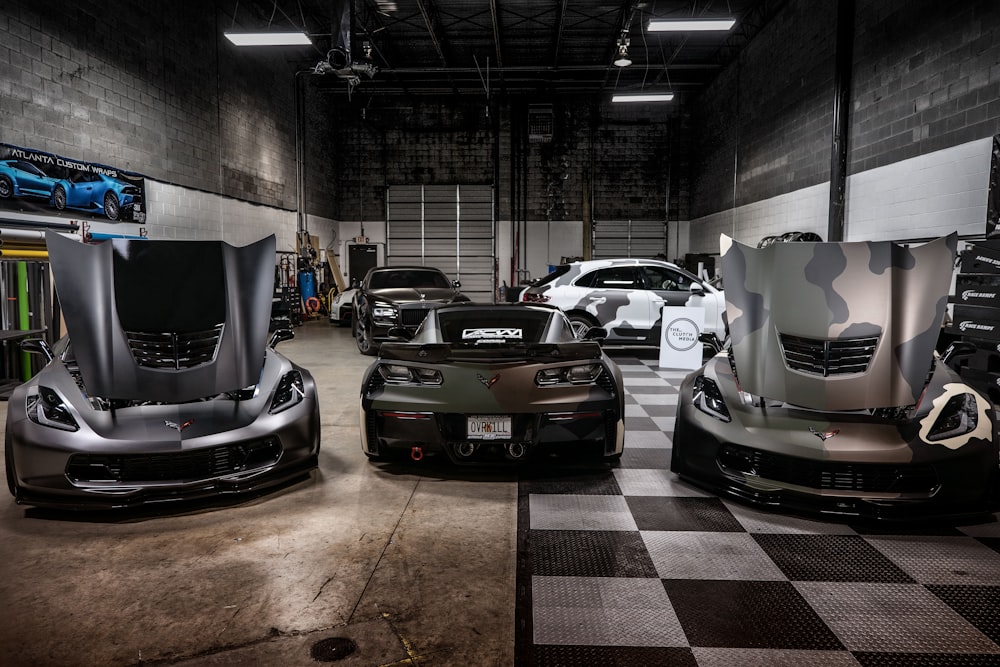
[126, 324, 224, 369]
[399, 304, 433, 328]
[718, 444, 939, 494]
[779, 334, 878, 376]
[66, 438, 281, 483]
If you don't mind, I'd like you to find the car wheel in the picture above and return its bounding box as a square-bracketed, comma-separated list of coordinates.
[355, 315, 376, 355]
[53, 185, 67, 210]
[104, 192, 120, 221]
[568, 313, 599, 339]
[0, 175, 13, 199]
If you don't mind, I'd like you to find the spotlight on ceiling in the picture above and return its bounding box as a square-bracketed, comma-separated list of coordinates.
[224, 31, 312, 46]
[613, 36, 632, 67]
[612, 93, 675, 103]
[647, 18, 736, 32]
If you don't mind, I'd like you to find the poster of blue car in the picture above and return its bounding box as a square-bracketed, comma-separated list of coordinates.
[0, 143, 146, 223]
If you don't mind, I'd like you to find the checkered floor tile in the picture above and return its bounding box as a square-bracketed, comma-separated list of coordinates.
[515, 350, 1000, 666]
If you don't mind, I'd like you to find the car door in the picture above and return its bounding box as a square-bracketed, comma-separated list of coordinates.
[66, 172, 99, 207]
[640, 264, 700, 327]
[15, 162, 52, 197]
[575, 266, 651, 338]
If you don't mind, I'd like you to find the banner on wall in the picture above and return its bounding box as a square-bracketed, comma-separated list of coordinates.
[0, 143, 146, 223]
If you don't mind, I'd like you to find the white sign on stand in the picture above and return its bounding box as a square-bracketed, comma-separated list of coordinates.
[659, 306, 704, 370]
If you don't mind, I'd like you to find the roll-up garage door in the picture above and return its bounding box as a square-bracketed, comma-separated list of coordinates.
[593, 220, 667, 259]
[387, 185, 495, 303]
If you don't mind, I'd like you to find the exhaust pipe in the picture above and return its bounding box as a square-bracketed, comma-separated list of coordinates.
[456, 442, 477, 458]
[410, 446, 424, 461]
[507, 442, 527, 459]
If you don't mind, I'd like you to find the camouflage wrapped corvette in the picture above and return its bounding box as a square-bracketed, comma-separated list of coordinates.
[360, 303, 625, 464]
[672, 233, 999, 519]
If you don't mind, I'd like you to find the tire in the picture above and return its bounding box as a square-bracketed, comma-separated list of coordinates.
[104, 191, 120, 221]
[568, 313, 599, 339]
[0, 175, 13, 199]
[355, 314, 377, 355]
[53, 184, 67, 210]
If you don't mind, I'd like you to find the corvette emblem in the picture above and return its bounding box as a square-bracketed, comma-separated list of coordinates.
[165, 419, 194, 432]
[809, 426, 839, 441]
[477, 373, 500, 389]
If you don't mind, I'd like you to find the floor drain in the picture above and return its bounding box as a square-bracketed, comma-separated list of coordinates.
[310, 637, 358, 662]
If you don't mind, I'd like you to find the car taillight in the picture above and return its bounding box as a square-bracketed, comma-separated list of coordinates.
[522, 292, 549, 303]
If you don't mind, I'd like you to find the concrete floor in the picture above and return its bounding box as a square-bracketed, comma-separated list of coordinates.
[0, 321, 517, 667]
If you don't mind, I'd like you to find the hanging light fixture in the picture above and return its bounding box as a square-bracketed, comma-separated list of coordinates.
[224, 31, 312, 46]
[612, 93, 675, 103]
[647, 18, 736, 32]
[613, 35, 632, 67]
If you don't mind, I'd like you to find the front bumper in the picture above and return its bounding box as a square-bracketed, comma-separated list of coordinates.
[6, 383, 320, 511]
[670, 360, 1000, 521]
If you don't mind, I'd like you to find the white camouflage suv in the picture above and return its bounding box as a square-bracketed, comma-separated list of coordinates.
[520, 258, 726, 344]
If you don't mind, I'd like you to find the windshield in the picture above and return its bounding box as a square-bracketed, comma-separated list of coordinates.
[368, 269, 451, 290]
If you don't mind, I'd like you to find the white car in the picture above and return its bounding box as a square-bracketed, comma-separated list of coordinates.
[329, 287, 357, 326]
[520, 258, 726, 344]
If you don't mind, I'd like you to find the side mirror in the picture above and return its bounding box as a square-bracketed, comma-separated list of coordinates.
[689, 282, 704, 294]
[584, 326, 608, 341]
[452, 280, 462, 289]
[269, 329, 295, 348]
[386, 327, 413, 341]
[21, 338, 53, 362]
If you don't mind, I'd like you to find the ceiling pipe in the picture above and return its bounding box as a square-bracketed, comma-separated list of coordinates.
[827, 0, 855, 243]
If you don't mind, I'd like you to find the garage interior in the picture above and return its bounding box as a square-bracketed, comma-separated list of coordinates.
[2, 1, 1000, 666]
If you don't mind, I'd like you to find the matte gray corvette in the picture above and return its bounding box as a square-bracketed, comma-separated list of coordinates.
[360, 303, 625, 464]
[5, 232, 320, 510]
[672, 233, 999, 519]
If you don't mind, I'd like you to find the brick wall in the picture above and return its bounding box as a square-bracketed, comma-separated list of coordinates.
[686, 0, 1000, 252]
[0, 0, 299, 211]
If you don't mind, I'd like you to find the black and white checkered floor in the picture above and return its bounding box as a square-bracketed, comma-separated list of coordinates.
[515, 350, 1000, 666]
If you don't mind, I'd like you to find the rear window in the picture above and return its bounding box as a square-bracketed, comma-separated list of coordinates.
[531, 265, 571, 287]
[437, 310, 551, 344]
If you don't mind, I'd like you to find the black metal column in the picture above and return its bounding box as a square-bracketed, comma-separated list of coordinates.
[827, 0, 855, 242]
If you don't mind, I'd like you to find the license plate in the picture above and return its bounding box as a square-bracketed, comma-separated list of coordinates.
[466, 415, 512, 440]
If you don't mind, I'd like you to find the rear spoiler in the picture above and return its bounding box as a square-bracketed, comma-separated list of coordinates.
[379, 341, 604, 364]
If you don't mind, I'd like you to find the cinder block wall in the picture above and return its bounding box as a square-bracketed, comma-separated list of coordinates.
[0, 0, 326, 249]
[686, 0, 1000, 253]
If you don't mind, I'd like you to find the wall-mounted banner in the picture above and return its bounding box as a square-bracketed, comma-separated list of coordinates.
[659, 306, 704, 370]
[0, 143, 146, 223]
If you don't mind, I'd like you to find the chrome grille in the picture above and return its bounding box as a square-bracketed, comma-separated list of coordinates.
[779, 334, 878, 376]
[126, 324, 223, 369]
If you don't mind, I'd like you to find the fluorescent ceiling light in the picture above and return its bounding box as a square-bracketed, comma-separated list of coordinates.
[648, 18, 736, 32]
[224, 31, 312, 46]
[612, 93, 675, 103]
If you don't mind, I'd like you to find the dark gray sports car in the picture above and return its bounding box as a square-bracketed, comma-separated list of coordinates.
[360, 303, 624, 464]
[5, 232, 320, 510]
[672, 233, 999, 519]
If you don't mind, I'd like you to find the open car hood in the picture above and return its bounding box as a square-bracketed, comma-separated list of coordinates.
[721, 233, 957, 411]
[47, 232, 275, 402]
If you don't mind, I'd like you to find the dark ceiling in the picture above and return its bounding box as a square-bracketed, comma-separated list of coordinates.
[226, 1, 778, 99]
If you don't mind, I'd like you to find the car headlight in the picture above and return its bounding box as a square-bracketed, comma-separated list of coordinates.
[535, 363, 603, 386]
[377, 364, 443, 386]
[27, 386, 79, 431]
[692, 375, 731, 422]
[269, 370, 305, 414]
[926, 392, 978, 441]
[372, 301, 397, 320]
